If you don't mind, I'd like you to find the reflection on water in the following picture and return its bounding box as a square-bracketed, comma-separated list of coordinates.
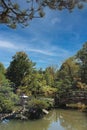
[0, 109, 87, 130]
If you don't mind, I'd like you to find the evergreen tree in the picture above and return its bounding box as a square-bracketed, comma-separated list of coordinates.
[6, 51, 35, 91]
[0, 0, 86, 28]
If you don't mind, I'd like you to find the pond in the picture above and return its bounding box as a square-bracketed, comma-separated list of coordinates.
[0, 109, 87, 130]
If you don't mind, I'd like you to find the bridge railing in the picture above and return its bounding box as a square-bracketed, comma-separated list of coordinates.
[55, 90, 87, 105]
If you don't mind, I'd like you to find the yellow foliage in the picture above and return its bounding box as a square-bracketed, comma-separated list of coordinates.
[76, 82, 87, 89]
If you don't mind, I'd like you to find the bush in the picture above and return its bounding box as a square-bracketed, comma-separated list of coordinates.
[0, 85, 19, 113]
[0, 95, 14, 113]
[28, 98, 49, 109]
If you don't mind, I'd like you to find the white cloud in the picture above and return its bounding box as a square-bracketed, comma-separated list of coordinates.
[0, 4, 86, 69]
[51, 17, 61, 25]
[0, 40, 56, 56]
[26, 48, 54, 56]
[0, 40, 17, 49]
[0, 39, 72, 58]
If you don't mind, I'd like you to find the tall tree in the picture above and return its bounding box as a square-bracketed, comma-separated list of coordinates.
[76, 42, 87, 84]
[44, 66, 56, 87]
[0, 62, 18, 112]
[0, 62, 8, 86]
[55, 57, 80, 93]
[6, 51, 35, 91]
[0, 62, 5, 74]
[0, 0, 86, 28]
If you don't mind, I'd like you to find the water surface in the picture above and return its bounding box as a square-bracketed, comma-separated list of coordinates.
[0, 109, 87, 130]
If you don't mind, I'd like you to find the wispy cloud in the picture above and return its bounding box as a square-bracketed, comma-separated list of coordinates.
[0, 41, 16, 49]
[0, 39, 72, 58]
[51, 17, 61, 25]
[1, 6, 86, 69]
[0, 37, 70, 57]
[26, 48, 54, 56]
[0, 40, 53, 56]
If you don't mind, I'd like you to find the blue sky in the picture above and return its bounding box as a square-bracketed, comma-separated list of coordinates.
[0, 5, 87, 69]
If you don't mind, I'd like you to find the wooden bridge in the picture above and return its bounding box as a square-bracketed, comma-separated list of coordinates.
[54, 90, 87, 106]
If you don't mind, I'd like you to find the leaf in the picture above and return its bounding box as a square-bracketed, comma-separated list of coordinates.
[9, 23, 16, 29]
[39, 10, 45, 17]
[78, 3, 83, 9]
[13, 3, 19, 10]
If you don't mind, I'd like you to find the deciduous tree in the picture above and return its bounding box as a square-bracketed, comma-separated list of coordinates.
[76, 42, 87, 84]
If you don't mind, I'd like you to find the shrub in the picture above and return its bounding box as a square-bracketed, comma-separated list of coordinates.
[28, 98, 49, 109]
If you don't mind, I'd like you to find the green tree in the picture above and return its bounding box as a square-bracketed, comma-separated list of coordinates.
[6, 51, 35, 91]
[76, 42, 87, 84]
[0, 62, 5, 74]
[59, 57, 79, 82]
[0, 62, 8, 86]
[44, 66, 56, 87]
[55, 57, 80, 94]
[21, 70, 46, 96]
[0, 62, 18, 112]
[0, 83, 18, 112]
[0, 0, 86, 28]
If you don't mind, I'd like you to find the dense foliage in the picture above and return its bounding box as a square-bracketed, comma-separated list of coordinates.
[0, 42, 87, 112]
[77, 42, 87, 84]
[6, 51, 35, 92]
[0, 63, 18, 112]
